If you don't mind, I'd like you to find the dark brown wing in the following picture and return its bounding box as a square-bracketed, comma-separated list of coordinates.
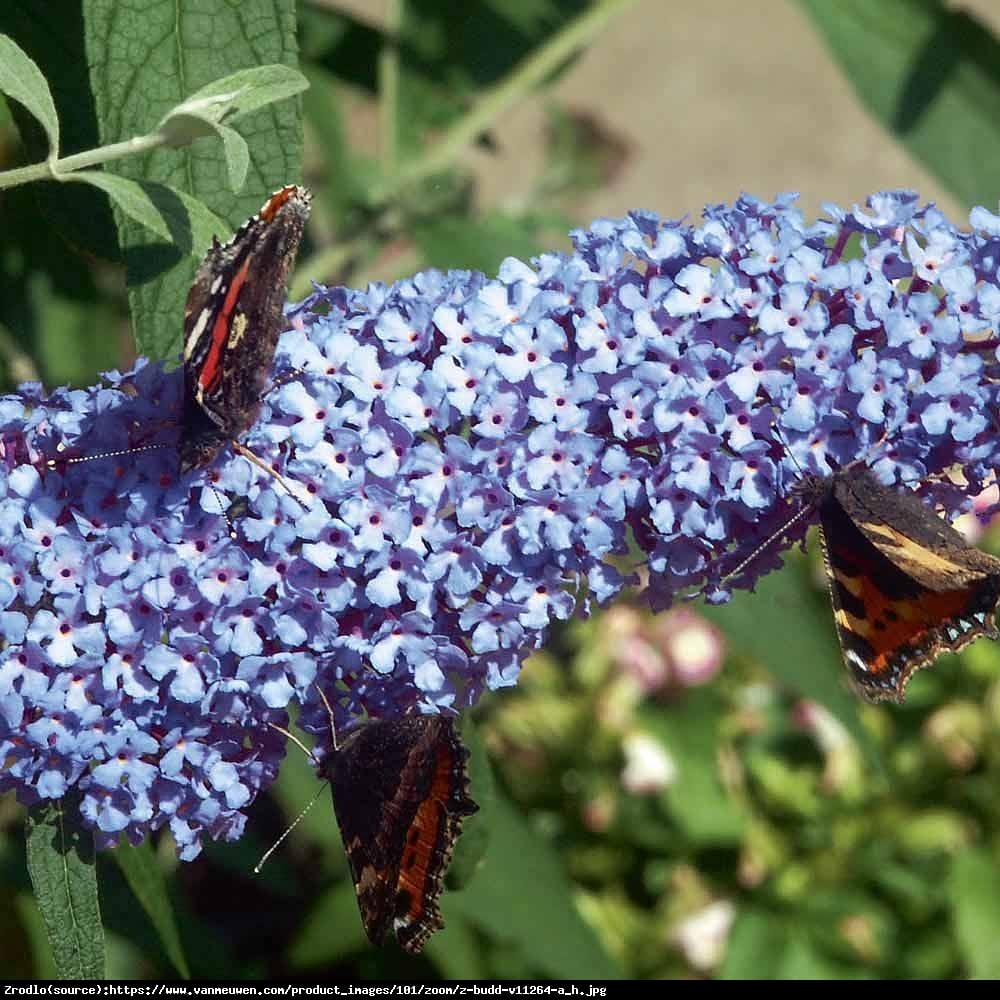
[834, 471, 1000, 588]
[326, 716, 477, 953]
[179, 185, 311, 472]
[817, 472, 1000, 702]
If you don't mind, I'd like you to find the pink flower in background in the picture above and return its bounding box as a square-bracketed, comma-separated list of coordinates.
[656, 608, 726, 688]
[610, 606, 726, 695]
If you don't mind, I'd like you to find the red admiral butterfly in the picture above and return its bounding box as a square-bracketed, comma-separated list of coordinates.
[322, 715, 478, 953]
[179, 184, 311, 473]
[44, 186, 311, 480]
[789, 469, 1000, 702]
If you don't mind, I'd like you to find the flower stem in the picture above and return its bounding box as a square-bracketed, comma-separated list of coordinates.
[365, 0, 640, 207]
[379, 0, 404, 179]
[0, 132, 165, 191]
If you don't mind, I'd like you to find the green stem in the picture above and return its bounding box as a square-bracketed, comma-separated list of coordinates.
[0, 132, 165, 190]
[378, 0, 404, 178]
[366, 0, 639, 207]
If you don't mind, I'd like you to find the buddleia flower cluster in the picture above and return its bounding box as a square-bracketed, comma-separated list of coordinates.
[2, 189, 999, 858]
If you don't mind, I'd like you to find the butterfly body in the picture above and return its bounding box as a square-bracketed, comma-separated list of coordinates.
[179, 185, 311, 473]
[799, 470, 1000, 702]
[322, 715, 478, 953]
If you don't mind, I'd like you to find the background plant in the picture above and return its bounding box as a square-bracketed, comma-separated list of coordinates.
[2, 0, 1000, 981]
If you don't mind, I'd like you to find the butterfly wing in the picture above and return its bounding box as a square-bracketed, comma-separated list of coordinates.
[818, 472, 1000, 701]
[392, 718, 478, 953]
[328, 716, 477, 953]
[179, 185, 311, 472]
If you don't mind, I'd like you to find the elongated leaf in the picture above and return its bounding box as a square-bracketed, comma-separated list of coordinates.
[949, 847, 1000, 978]
[15, 892, 58, 978]
[83, 0, 303, 361]
[24, 796, 105, 980]
[0, 33, 59, 156]
[64, 173, 228, 253]
[113, 841, 190, 979]
[800, 0, 1000, 209]
[0, 7, 120, 262]
[423, 912, 486, 979]
[777, 932, 872, 980]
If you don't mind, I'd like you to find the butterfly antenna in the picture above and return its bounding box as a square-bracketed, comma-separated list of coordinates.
[230, 441, 311, 513]
[717, 500, 819, 587]
[266, 720, 320, 763]
[769, 416, 806, 479]
[314, 684, 340, 752]
[676, 403, 817, 601]
[204, 482, 239, 540]
[46, 442, 169, 469]
[253, 783, 327, 875]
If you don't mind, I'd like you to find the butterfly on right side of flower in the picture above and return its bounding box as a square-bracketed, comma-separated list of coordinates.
[320, 714, 479, 954]
[779, 467, 1000, 702]
[179, 184, 312, 474]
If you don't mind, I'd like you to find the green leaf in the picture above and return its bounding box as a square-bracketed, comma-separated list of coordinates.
[112, 841, 190, 979]
[287, 879, 369, 968]
[83, 0, 304, 361]
[158, 64, 309, 131]
[719, 908, 787, 979]
[0, 33, 59, 157]
[698, 553, 874, 759]
[444, 790, 622, 979]
[63, 173, 228, 253]
[446, 714, 494, 889]
[423, 911, 486, 979]
[640, 690, 745, 845]
[949, 847, 1000, 978]
[24, 796, 105, 980]
[777, 932, 872, 980]
[0, 9, 120, 262]
[159, 117, 249, 192]
[799, 0, 1000, 209]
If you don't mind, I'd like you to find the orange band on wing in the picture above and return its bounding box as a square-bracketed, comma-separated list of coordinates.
[199, 257, 252, 395]
[837, 571, 983, 677]
[395, 743, 455, 922]
[260, 185, 298, 222]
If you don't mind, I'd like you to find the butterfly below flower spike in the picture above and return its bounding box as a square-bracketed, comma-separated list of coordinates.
[261, 690, 478, 955]
[323, 713, 478, 953]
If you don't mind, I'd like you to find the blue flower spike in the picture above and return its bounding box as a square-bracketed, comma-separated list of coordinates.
[2, 190, 999, 857]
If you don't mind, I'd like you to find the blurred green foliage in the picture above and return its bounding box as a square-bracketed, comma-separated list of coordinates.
[1, 0, 1000, 981]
